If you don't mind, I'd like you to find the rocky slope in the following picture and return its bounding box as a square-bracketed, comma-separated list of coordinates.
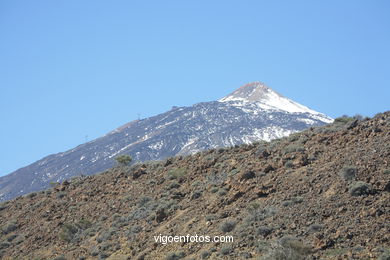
[0, 112, 389, 260]
[0, 82, 332, 201]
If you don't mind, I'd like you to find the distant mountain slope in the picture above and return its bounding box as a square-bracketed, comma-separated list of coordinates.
[0, 82, 332, 201]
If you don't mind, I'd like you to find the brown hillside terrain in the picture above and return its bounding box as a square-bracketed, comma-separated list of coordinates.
[0, 112, 389, 260]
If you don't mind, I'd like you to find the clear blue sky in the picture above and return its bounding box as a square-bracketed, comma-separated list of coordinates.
[0, 0, 389, 176]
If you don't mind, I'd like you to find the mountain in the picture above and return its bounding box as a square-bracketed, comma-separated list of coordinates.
[0, 112, 389, 259]
[0, 82, 332, 201]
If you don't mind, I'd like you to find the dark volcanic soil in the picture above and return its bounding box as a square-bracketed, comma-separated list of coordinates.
[0, 112, 389, 260]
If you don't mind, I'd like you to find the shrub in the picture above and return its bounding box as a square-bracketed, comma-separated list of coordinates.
[0, 203, 7, 211]
[6, 234, 17, 242]
[240, 171, 256, 180]
[339, 166, 357, 181]
[349, 181, 372, 196]
[228, 169, 240, 177]
[220, 220, 236, 233]
[245, 207, 276, 223]
[210, 187, 219, 193]
[27, 192, 37, 198]
[205, 214, 218, 221]
[283, 144, 305, 154]
[379, 249, 390, 260]
[50, 181, 59, 187]
[293, 196, 304, 203]
[77, 219, 92, 229]
[96, 228, 117, 243]
[100, 242, 111, 251]
[138, 196, 152, 207]
[220, 246, 232, 255]
[308, 224, 323, 233]
[167, 181, 180, 190]
[167, 168, 186, 180]
[0, 242, 10, 250]
[90, 247, 100, 256]
[247, 201, 261, 212]
[99, 252, 110, 259]
[201, 250, 210, 259]
[191, 190, 202, 199]
[1, 220, 17, 234]
[57, 191, 66, 199]
[52, 256, 66, 260]
[284, 196, 304, 205]
[260, 236, 312, 260]
[59, 223, 78, 242]
[165, 251, 185, 260]
[218, 188, 228, 196]
[191, 180, 202, 187]
[257, 226, 273, 237]
[284, 160, 294, 168]
[115, 154, 132, 166]
[334, 116, 355, 124]
[59, 219, 92, 243]
[206, 172, 227, 185]
[128, 225, 142, 234]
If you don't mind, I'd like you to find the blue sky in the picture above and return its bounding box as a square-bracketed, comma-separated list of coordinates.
[0, 0, 389, 176]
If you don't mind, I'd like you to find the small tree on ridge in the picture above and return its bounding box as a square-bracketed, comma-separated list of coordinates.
[115, 154, 132, 166]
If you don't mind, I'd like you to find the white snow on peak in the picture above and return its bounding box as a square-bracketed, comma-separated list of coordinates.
[219, 82, 333, 123]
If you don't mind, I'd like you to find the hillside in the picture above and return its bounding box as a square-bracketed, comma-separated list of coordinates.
[0, 112, 389, 260]
[0, 82, 332, 202]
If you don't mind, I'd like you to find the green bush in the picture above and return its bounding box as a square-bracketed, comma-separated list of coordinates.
[0, 202, 7, 211]
[378, 249, 390, 260]
[220, 220, 236, 233]
[191, 180, 202, 187]
[260, 236, 312, 260]
[220, 246, 232, 255]
[167, 168, 186, 180]
[334, 116, 355, 124]
[167, 181, 180, 190]
[205, 214, 218, 221]
[245, 207, 276, 223]
[27, 192, 37, 198]
[52, 256, 66, 260]
[200, 250, 210, 259]
[56, 191, 66, 199]
[165, 251, 185, 260]
[138, 196, 152, 207]
[59, 223, 78, 242]
[308, 224, 323, 233]
[0, 242, 10, 250]
[283, 144, 305, 154]
[218, 188, 228, 196]
[257, 226, 273, 237]
[284, 160, 294, 168]
[210, 187, 219, 193]
[349, 181, 372, 196]
[115, 154, 132, 166]
[1, 220, 17, 234]
[339, 166, 357, 181]
[59, 219, 92, 243]
[246, 201, 261, 212]
[77, 219, 92, 229]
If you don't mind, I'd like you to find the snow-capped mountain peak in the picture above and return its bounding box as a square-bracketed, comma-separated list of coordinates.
[0, 81, 333, 201]
[219, 81, 273, 103]
[219, 81, 333, 123]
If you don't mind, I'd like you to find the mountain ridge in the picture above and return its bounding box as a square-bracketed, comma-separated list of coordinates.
[0, 82, 332, 201]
